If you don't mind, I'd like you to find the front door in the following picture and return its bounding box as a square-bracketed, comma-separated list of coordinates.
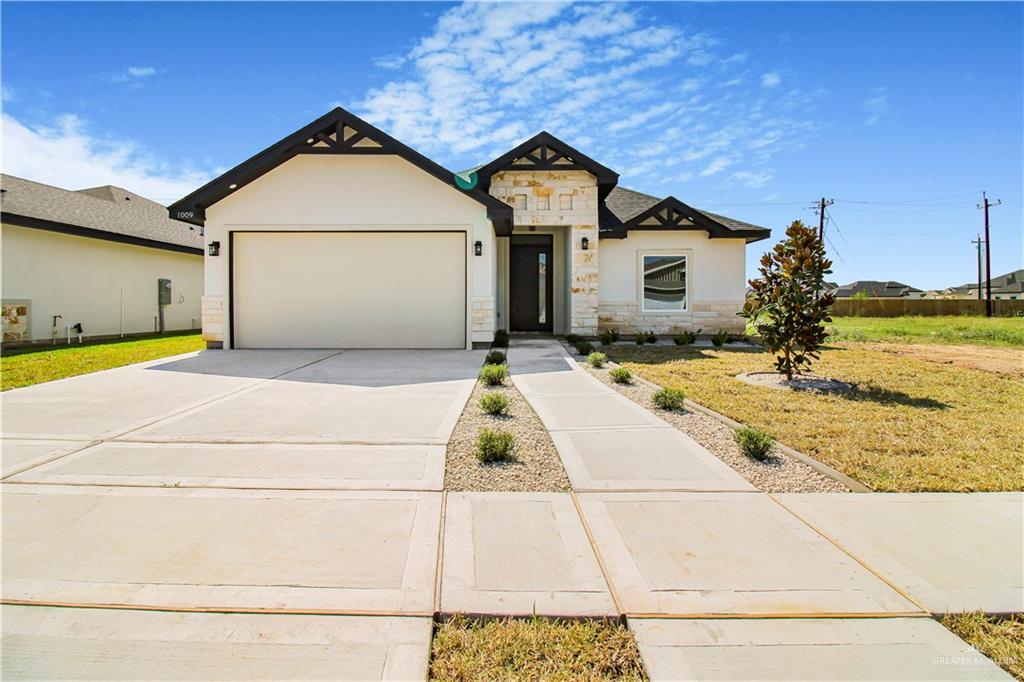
[510, 236, 554, 332]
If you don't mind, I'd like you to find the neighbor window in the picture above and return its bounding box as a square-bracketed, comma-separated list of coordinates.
[642, 254, 687, 311]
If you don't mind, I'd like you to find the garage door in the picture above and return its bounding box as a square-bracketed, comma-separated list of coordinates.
[232, 232, 465, 349]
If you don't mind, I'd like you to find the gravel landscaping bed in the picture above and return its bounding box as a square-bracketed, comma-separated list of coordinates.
[445, 380, 570, 492]
[573, 354, 848, 493]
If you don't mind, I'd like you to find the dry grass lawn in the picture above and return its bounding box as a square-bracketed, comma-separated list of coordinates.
[943, 613, 1024, 679]
[611, 344, 1023, 492]
[2, 334, 204, 390]
[430, 615, 646, 682]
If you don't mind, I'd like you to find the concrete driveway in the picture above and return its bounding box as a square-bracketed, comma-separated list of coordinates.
[2, 348, 483, 680]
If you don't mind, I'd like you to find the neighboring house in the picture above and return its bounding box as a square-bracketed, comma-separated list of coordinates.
[168, 107, 769, 350]
[832, 280, 923, 299]
[940, 269, 1024, 300]
[1, 174, 203, 344]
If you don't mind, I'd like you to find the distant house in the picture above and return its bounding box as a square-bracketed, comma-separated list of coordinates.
[940, 269, 1024, 300]
[1, 174, 203, 344]
[832, 280, 923, 299]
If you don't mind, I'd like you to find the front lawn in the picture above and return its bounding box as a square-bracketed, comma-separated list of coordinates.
[611, 344, 1023, 492]
[430, 615, 646, 681]
[1, 333, 204, 391]
[826, 315, 1024, 348]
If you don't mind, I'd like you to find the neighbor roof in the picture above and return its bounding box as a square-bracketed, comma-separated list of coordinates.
[833, 281, 923, 298]
[603, 186, 770, 242]
[167, 107, 514, 235]
[1, 174, 202, 253]
[953, 269, 1024, 295]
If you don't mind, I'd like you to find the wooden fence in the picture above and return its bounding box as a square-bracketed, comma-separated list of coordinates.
[831, 298, 1024, 317]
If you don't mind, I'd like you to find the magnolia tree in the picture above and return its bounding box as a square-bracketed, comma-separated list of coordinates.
[742, 220, 835, 379]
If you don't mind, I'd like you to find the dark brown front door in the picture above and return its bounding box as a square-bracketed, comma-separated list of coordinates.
[510, 236, 553, 332]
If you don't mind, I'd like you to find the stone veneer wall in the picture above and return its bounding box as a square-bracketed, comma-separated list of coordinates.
[598, 302, 745, 335]
[489, 170, 599, 335]
[471, 295, 494, 337]
[202, 295, 224, 347]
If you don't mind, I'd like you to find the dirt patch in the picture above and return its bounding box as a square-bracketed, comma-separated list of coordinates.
[736, 371, 852, 394]
[855, 342, 1024, 377]
[445, 380, 570, 492]
[577, 358, 848, 494]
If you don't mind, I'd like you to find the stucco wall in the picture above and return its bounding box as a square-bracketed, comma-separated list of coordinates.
[202, 155, 496, 347]
[1, 223, 202, 342]
[598, 231, 748, 333]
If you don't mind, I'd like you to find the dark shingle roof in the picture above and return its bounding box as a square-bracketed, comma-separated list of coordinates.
[605, 186, 769, 235]
[833, 281, 923, 298]
[2, 174, 203, 250]
[955, 269, 1024, 295]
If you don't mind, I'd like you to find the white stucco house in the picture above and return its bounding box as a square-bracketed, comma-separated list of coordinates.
[168, 107, 770, 350]
[2, 174, 203, 344]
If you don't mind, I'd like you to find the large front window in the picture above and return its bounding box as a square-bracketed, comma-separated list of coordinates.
[642, 254, 687, 311]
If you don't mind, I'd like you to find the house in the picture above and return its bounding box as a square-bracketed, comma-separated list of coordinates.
[168, 107, 770, 350]
[832, 280, 923, 299]
[941, 269, 1024, 300]
[1, 174, 203, 344]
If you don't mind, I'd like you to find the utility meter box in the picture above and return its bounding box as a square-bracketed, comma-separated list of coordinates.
[158, 278, 172, 306]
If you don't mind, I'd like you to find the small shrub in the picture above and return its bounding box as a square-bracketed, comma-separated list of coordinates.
[479, 363, 509, 386]
[652, 387, 686, 411]
[609, 367, 632, 384]
[485, 350, 507, 365]
[478, 391, 510, 415]
[475, 428, 517, 463]
[673, 330, 698, 345]
[587, 352, 607, 368]
[634, 332, 647, 345]
[712, 330, 729, 347]
[565, 334, 581, 344]
[734, 426, 774, 461]
[645, 330, 658, 343]
[492, 329, 509, 348]
[574, 340, 594, 355]
[599, 329, 620, 346]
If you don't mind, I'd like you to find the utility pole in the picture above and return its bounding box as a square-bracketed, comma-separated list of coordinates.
[817, 197, 834, 240]
[977, 192, 1002, 317]
[970, 235, 984, 300]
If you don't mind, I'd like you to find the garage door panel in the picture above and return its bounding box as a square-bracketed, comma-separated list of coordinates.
[233, 232, 465, 349]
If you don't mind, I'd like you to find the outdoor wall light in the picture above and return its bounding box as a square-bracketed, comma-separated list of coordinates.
[581, 236, 590, 251]
[474, 240, 483, 256]
[208, 241, 221, 257]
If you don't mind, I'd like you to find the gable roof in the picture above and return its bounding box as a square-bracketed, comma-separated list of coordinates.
[953, 268, 1024, 295]
[1, 174, 202, 254]
[473, 131, 619, 199]
[833, 280, 923, 298]
[167, 107, 514, 235]
[602, 186, 770, 243]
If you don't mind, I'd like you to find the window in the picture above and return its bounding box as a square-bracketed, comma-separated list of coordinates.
[559, 194, 573, 210]
[642, 254, 687, 311]
[537, 196, 550, 210]
[512, 194, 527, 210]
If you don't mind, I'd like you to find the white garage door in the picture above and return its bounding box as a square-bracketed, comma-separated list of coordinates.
[232, 232, 466, 349]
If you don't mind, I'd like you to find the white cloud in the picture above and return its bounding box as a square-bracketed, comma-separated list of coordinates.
[110, 66, 159, 85]
[700, 156, 733, 177]
[2, 85, 15, 102]
[730, 169, 773, 188]
[1, 113, 211, 203]
[761, 72, 781, 88]
[862, 87, 893, 125]
[372, 54, 406, 70]
[127, 66, 157, 78]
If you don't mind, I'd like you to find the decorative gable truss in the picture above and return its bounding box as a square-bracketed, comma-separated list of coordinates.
[604, 196, 758, 240]
[506, 141, 590, 171]
[167, 107, 513, 234]
[475, 131, 619, 198]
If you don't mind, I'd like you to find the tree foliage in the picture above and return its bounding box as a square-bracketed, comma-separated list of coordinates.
[742, 220, 835, 379]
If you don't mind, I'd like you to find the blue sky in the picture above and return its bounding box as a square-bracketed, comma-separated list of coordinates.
[2, 1, 1021, 288]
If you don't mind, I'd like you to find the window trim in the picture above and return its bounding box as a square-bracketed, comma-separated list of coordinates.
[638, 250, 690, 313]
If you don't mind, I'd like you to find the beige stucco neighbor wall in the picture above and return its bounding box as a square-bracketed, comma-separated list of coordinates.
[1, 223, 202, 342]
[599, 231, 747, 334]
[489, 170, 599, 335]
[203, 155, 497, 348]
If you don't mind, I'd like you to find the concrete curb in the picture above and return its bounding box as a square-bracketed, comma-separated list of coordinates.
[589, 352, 873, 494]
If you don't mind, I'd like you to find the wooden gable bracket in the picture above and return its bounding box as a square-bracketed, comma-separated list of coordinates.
[291, 119, 386, 155]
[626, 196, 734, 239]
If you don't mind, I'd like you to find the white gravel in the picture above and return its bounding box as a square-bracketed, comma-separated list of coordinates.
[573, 352, 849, 493]
[445, 379, 570, 492]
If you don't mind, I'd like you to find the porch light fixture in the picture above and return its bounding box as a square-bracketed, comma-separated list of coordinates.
[581, 236, 590, 251]
[208, 241, 221, 257]
[474, 240, 483, 256]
